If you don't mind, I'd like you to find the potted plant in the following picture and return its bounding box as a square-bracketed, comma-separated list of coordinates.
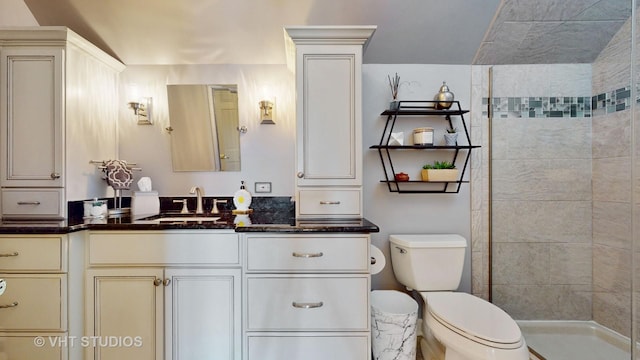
[388, 72, 400, 110]
[421, 160, 458, 182]
[444, 126, 458, 146]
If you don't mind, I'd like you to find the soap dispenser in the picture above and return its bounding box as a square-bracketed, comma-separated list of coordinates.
[232, 181, 252, 214]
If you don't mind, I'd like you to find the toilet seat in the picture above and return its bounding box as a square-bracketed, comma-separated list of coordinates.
[422, 292, 523, 349]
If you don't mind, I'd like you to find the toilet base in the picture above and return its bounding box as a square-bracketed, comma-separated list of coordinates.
[420, 333, 445, 360]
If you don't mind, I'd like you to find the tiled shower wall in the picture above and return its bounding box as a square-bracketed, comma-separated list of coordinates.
[477, 64, 595, 322]
[471, 18, 634, 336]
[590, 14, 633, 337]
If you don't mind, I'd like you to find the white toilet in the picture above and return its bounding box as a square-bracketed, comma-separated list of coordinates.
[389, 234, 529, 360]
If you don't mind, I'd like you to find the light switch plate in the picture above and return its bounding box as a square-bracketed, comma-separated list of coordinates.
[255, 182, 272, 193]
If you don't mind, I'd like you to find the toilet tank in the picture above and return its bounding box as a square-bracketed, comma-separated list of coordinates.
[389, 234, 466, 291]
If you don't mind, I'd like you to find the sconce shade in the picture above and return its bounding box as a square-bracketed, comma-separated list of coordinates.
[259, 100, 275, 124]
[129, 97, 153, 125]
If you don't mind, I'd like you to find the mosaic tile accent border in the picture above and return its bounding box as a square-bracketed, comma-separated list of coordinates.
[481, 86, 632, 118]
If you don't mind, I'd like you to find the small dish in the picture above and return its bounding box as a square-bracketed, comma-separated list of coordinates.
[394, 172, 410, 181]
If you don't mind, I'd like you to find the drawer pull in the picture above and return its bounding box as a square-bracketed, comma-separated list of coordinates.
[0, 301, 18, 309]
[292, 301, 323, 309]
[0, 252, 18, 257]
[319, 201, 340, 205]
[17, 201, 41, 205]
[292, 251, 323, 258]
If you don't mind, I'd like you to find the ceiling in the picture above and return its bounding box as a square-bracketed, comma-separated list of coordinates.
[21, 0, 632, 66]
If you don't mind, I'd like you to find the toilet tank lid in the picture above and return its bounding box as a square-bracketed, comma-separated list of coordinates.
[389, 234, 467, 248]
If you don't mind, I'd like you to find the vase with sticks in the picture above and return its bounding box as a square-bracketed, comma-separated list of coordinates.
[388, 73, 400, 110]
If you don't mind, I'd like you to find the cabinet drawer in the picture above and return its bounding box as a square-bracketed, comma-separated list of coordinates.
[247, 334, 369, 360]
[0, 274, 66, 331]
[246, 235, 369, 272]
[0, 334, 65, 360]
[0, 236, 65, 272]
[247, 276, 369, 331]
[298, 190, 360, 216]
[1, 189, 63, 219]
[89, 231, 239, 265]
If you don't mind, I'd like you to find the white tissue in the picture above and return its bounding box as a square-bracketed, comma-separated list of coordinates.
[389, 132, 404, 146]
[137, 177, 153, 192]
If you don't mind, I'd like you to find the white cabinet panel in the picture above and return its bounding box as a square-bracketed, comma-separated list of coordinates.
[87, 268, 163, 360]
[246, 276, 369, 331]
[0, 334, 65, 360]
[297, 189, 361, 217]
[1, 189, 63, 219]
[166, 269, 241, 360]
[0, 47, 63, 188]
[246, 234, 368, 272]
[247, 334, 369, 360]
[89, 231, 239, 266]
[0, 235, 65, 272]
[0, 274, 65, 331]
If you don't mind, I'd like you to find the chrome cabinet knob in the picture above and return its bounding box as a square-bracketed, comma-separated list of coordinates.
[51, 172, 61, 179]
[296, 172, 304, 178]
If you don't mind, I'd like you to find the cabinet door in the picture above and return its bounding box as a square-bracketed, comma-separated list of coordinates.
[165, 268, 241, 360]
[86, 268, 163, 360]
[0, 47, 63, 187]
[295, 45, 362, 187]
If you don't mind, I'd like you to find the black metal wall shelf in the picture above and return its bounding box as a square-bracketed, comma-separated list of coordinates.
[370, 100, 480, 193]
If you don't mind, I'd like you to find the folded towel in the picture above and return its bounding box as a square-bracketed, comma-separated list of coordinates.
[103, 159, 133, 190]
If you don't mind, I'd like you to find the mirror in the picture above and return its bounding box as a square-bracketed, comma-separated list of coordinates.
[166, 84, 241, 171]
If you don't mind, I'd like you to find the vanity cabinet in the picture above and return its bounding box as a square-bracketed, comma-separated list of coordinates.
[243, 233, 371, 360]
[0, 235, 72, 360]
[285, 26, 375, 219]
[86, 231, 241, 360]
[0, 27, 124, 219]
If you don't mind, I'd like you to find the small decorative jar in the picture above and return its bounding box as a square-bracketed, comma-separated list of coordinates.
[413, 127, 434, 146]
[434, 81, 455, 109]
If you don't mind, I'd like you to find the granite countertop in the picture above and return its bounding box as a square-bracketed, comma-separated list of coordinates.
[0, 211, 380, 234]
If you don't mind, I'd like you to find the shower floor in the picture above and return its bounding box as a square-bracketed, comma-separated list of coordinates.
[517, 320, 630, 360]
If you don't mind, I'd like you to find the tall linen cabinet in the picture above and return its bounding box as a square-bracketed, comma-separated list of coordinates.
[0, 27, 124, 219]
[285, 26, 376, 219]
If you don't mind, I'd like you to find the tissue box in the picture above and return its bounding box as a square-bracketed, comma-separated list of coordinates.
[131, 191, 160, 216]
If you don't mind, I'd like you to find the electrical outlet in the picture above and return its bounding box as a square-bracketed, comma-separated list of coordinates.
[255, 182, 272, 193]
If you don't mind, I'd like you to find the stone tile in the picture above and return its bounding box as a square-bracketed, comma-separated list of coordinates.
[471, 250, 484, 296]
[493, 284, 591, 320]
[592, 244, 632, 293]
[492, 159, 592, 201]
[491, 200, 591, 243]
[592, 156, 632, 203]
[592, 201, 632, 250]
[549, 243, 592, 285]
[592, 19, 631, 94]
[491, 118, 592, 160]
[593, 291, 631, 338]
[493, 242, 549, 285]
[592, 110, 631, 159]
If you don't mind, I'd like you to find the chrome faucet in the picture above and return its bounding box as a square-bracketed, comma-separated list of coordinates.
[189, 186, 204, 214]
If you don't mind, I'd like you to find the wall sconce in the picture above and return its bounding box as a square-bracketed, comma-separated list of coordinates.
[128, 97, 153, 125]
[259, 100, 275, 124]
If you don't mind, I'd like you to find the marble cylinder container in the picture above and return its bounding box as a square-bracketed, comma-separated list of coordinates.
[371, 290, 419, 360]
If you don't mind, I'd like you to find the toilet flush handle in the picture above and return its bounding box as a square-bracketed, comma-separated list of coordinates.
[395, 246, 407, 254]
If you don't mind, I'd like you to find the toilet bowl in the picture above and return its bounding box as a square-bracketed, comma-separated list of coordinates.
[421, 292, 528, 360]
[388, 234, 528, 360]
